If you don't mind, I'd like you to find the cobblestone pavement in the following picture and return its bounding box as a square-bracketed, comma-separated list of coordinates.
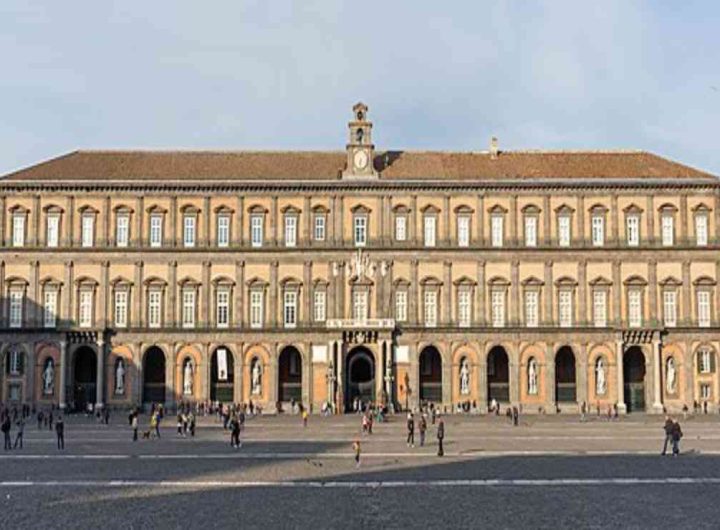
[1, 413, 719, 529]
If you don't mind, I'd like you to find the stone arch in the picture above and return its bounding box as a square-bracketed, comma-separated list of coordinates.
[418, 344, 443, 404]
[109, 344, 134, 404]
[520, 343, 545, 403]
[142, 345, 167, 406]
[278, 345, 303, 407]
[451, 343, 477, 405]
[662, 342, 685, 403]
[587, 343, 614, 405]
[623, 345, 647, 412]
[244, 344, 271, 404]
[555, 345, 577, 406]
[35, 342, 61, 403]
[486, 344, 511, 404]
[210, 345, 236, 403]
[175, 344, 202, 402]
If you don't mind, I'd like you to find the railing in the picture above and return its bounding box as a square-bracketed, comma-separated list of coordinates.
[326, 318, 395, 330]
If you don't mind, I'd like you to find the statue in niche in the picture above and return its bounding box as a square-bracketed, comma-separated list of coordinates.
[115, 358, 126, 395]
[528, 358, 538, 395]
[666, 357, 677, 394]
[42, 358, 54, 395]
[252, 358, 263, 395]
[460, 359, 470, 395]
[183, 359, 193, 396]
[596, 358, 607, 396]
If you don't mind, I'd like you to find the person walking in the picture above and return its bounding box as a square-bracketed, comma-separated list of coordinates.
[177, 412, 184, 437]
[189, 412, 196, 437]
[230, 415, 241, 449]
[406, 412, 415, 448]
[352, 439, 361, 468]
[302, 408, 309, 428]
[671, 420, 683, 456]
[1, 416, 11, 450]
[48, 412, 54, 432]
[437, 416, 445, 457]
[661, 416, 674, 456]
[37, 410, 44, 430]
[55, 416, 65, 450]
[13, 418, 24, 449]
[419, 414, 427, 447]
[131, 413, 138, 442]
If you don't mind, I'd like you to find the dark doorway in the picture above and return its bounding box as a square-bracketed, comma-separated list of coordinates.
[143, 347, 166, 405]
[419, 346, 442, 403]
[624, 346, 646, 412]
[487, 346, 510, 403]
[555, 346, 577, 404]
[210, 346, 234, 403]
[73, 346, 97, 411]
[278, 346, 302, 404]
[346, 347, 375, 410]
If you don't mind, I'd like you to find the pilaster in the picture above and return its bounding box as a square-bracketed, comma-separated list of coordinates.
[543, 260, 553, 326]
[476, 260, 486, 325]
[443, 260, 452, 325]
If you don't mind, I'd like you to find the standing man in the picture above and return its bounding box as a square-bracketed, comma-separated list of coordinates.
[436, 416, 445, 457]
[1, 415, 11, 450]
[55, 416, 65, 450]
[671, 419, 683, 456]
[131, 413, 138, 442]
[406, 412, 415, 448]
[13, 417, 24, 449]
[661, 416, 674, 456]
[419, 414, 427, 447]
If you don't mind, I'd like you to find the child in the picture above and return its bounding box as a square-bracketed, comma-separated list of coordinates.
[352, 439, 361, 468]
[302, 409, 309, 428]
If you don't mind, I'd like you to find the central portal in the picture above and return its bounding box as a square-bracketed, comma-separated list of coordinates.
[346, 346, 375, 410]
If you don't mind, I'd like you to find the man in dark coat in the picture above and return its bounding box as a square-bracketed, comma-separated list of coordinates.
[437, 417, 445, 457]
[1, 416, 11, 450]
[406, 412, 415, 448]
[671, 420, 683, 456]
[661, 416, 674, 456]
[55, 416, 65, 450]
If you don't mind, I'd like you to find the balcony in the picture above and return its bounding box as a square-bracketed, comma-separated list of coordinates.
[326, 318, 395, 330]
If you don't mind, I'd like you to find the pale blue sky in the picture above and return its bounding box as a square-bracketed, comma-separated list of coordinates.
[1, 1, 719, 175]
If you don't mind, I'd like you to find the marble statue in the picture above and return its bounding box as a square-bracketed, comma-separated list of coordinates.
[42, 358, 54, 395]
[528, 358, 538, 395]
[596, 358, 607, 395]
[115, 359, 126, 395]
[460, 359, 470, 395]
[666, 357, 677, 394]
[183, 360, 193, 395]
[252, 359, 262, 395]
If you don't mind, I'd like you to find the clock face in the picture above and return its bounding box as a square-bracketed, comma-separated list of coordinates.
[354, 150, 369, 170]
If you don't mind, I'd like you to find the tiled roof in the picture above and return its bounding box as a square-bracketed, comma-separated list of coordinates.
[1, 149, 716, 182]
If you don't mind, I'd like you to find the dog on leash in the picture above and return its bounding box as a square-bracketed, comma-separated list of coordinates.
[142, 430, 151, 439]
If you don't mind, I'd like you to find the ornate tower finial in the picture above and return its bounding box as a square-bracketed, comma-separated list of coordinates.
[342, 102, 379, 180]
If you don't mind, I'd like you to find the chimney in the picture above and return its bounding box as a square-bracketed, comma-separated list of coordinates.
[489, 136, 499, 159]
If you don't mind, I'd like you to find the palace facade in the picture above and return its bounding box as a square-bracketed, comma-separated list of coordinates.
[1, 103, 719, 414]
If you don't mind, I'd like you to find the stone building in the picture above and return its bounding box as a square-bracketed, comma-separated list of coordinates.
[0, 102, 719, 414]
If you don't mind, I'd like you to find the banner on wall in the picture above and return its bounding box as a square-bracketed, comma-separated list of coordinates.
[217, 348, 228, 381]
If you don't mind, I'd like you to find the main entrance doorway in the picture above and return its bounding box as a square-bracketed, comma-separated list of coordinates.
[555, 346, 577, 404]
[278, 346, 302, 404]
[419, 346, 442, 403]
[624, 346, 646, 412]
[143, 346, 166, 405]
[346, 347, 375, 410]
[210, 346, 234, 403]
[487, 346, 510, 403]
[73, 346, 97, 412]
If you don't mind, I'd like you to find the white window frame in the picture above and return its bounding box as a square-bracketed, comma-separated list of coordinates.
[182, 289, 195, 328]
[81, 214, 94, 248]
[593, 290, 607, 328]
[43, 290, 58, 328]
[149, 215, 163, 248]
[284, 215, 297, 248]
[661, 215, 674, 247]
[457, 215, 470, 247]
[524, 216, 537, 248]
[424, 290, 437, 328]
[525, 290, 539, 328]
[12, 214, 25, 247]
[395, 215, 407, 242]
[183, 216, 196, 248]
[9, 291, 23, 328]
[46, 214, 60, 248]
[701, 383, 712, 400]
[148, 290, 162, 328]
[216, 289, 230, 328]
[491, 215, 504, 248]
[250, 214, 264, 248]
[352, 290, 368, 322]
[8, 350, 21, 375]
[558, 215, 571, 247]
[423, 216, 436, 248]
[591, 215, 604, 247]
[663, 290, 677, 328]
[250, 290, 264, 328]
[491, 290, 505, 328]
[458, 289, 471, 328]
[116, 214, 130, 248]
[114, 290, 128, 328]
[699, 349, 712, 374]
[314, 215, 326, 241]
[353, 215, 367, 247]
[79, 290, 93, 328]
[313, 290, 326, 322]
[628, 290, 642, 328]
[217, 215, 230, 248]
[698, 290, 711, 328]
[626, 215, 640, 247]
[395, 291, 407, 322]
[558, 290, 573, 328]
[695, 214, 708, 247]
[283, 290, 298, 328]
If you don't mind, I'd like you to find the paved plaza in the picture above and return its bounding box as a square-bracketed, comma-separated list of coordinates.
[1, 412, 720, 528]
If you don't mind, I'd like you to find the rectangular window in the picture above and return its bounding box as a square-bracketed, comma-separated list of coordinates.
[12, 215, 25, 247]
[148, 291, 162, 328]
[217, 215, 230, 248]
[183, 216, 196, 248]
[524, 216, 537, 247]
[44, 291, 57, 328]
[216, 290, 229, 328]
[663, 291, 677, 328]
[661, 215, 674, 246]
[458, 290, 471, 327]
[182, 290, 195, 328]
[591, 216, 604, 247]
[457, 216, 470, 247]
[593, 290, 607, 328]
[395, 216, 407, 242]
[701, 383, 712, 400]
[353, 290, 368, 322]
[423, 216, 436, 247]
[283, 291, 297, 328]
[79, 291, 93, 328]
[696, 214, 708, 247]
[150, 215, 163, 247]
[46, 215, 59, 248]
[114, 291, 128, 328]
[284, 216, 297, 248]
[115, 215, 130, 247]
[698, 291, 711, 328]
[395, 291, 407, 322]
[424, 291, 437, 328]
[9, 291, 23, 328]
[699, 350, 712, 374]
[491, 290, 505, 328]
[558, 215, 571, 247]
[525, 291, 539, 328]
[314, 215, 326, 241]
[251, 215, 264, 248]
[250, 290, 263, 328]
[559, 290, 573, 328]
[628, 290, 642, 328]
[81, 215, 94, 247]
[626, 215, 639, 247]
[354, 216, 367, 247]
[491, 216, 504, 248]
[313, 290, 326, 322]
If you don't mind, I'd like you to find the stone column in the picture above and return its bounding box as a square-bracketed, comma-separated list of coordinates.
[611, 193, 619, 245]
[612, 260, 622, 326]
[648, 259, 658, 326]
[338, 262, 346, 318]
[268, 343, 279, 412]
[64, 261, 74, 326]
[543, 195, 551, 246]
[652, 338, 663, 413]
[102, 196, 111, 247]
[338, 196, 345, 247]
[66, 195, 75, 247]
[716, 261, 720, 327]
[27, 343, 36, 405]
[236, 260, 245, 328]
[203, 197, 211, 247]
[476, 194, 485, 246]
[237, 196, 244, 247]
[410, 259, 419, 325]
[511, 260, 520, 325]
[442, 349, 452, 407]
[509, 195, 518, 247]
[578, 260, 587, 326]
[234, 343, 244, 404]
[410, 195, 418, 246]
[0, 261, 4, 327]
[96, 340, 105, 409]
[442, 261, 452, 325]
[0, 195, 5, 247]
[577, 343, 588, 406]
[544, 261, 553, 325]
[303, 196, 311, 246]
[168, 261, 177, 327]
[680, 194, 689, 246]
[577, 195, 585, 247]
[270, 196, 278, 247]
[31, 195, 40, 247]
[384, 196, 392, 246]
[684, 339, 694, 407]
[330, 195, 338, 245]
[169, 196, 177, 248]
[443, 195, 451, 246]
[29, 260, 39, 327]
[302, 342, 311, 409]
[134, 342, 143, 407]
[202, 261, 211, 328]
[303, 261, 312, 326]
[510, 345, 521, 406]
[616, 339, 626, 413]
[476, 260, 486, 326]
[646, 195, 655, 246]
[682, 260, 691, 326]
[135, 196, 144, 247]
[327, 262, 336, 319]
[99, 260, 109, 328]
[133, 261, 143, 328]
[165, 344, 175, 409]
[378, 196, 385, 247]
[545, 342, 556, 412]
[59, 341, 68, 409]
[477, 342, 488, 410]
[409, 343, 419, 411]
[270, 261, 279, 327]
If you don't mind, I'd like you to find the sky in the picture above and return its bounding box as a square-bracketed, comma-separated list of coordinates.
[1, 1, 719, 176]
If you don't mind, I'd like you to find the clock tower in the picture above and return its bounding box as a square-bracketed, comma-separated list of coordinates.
[342, 102, 379, 180]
